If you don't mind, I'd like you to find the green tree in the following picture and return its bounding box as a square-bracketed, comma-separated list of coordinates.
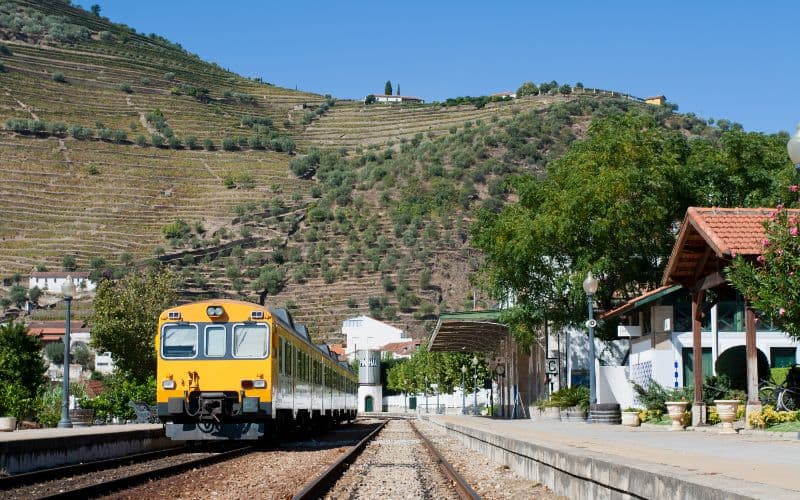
[384, 80, 392, 96]
[364, 94, 376, 105]
[90, 4, 101, 16]
[727, 204, 800, 340]
[0, 321, 47, 415]
[9, 284, 27, 308]
[45, 341, 65, 365]
[62, 254, 77, 271]
[472, 111, 793, 345]
[89, 271, 177, 381]
[516, 81, 539, 97]
[27, 286, 42, 305]
[396, 84, 400, 96]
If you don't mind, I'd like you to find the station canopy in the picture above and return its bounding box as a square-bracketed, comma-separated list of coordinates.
[428, 310, 509, 352]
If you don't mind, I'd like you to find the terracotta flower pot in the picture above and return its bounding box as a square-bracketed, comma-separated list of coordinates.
[665, 401, 688, 431]
[621, 411, 640, 427]
[714, 400, 740, 434]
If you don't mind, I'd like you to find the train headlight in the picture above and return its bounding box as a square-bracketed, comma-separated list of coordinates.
[162, 379, 176, 390]
[206, 305, 224, 317]
[241, 379, 267, 389]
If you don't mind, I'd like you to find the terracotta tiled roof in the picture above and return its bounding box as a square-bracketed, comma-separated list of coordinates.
[600, 284, 683, 320]
[380, 340, 419, 355]
[30, 272, 91, 279]
[663, 206, 800, 287]
[328, 344, 345, 356]
[26, 320, 90, 336]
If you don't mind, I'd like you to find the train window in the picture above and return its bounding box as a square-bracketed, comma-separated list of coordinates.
[205, 325, 226, 357]
[279, 338, 285, 375]
[232, 323, 270, 358]
[161, 324, 198, 359]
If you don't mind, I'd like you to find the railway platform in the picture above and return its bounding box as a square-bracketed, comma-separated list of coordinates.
[429, 415, 800, 500]
[0, 424, 170, 475]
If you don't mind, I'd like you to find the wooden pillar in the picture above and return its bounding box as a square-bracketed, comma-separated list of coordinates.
[745, 306, 759, 402]
[691, 290, 706, 426]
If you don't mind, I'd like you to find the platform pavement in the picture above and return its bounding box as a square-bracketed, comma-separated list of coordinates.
[432, 415, 800, 499]
[0, 423, 162, 442]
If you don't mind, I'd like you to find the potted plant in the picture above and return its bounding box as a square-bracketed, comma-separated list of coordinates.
[665, 400, 689, 431]
[621, 407, 641, 427]
[713, 399, 740, 434]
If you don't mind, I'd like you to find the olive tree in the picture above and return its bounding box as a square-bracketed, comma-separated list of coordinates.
[89, 271, 177, 381]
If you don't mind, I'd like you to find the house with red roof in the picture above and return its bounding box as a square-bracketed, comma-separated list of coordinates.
[601, 207, 799, 422]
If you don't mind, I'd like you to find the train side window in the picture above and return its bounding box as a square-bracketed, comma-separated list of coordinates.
[233, 323, 270, 358]
[161, 323, 198, 358]
[279, 338, 284, 375]
[205, 325, 226, 357]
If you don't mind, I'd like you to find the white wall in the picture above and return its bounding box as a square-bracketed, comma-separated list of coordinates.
[343, 316, 406, 358]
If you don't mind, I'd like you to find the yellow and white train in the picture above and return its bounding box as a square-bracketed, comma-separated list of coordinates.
[155, 299, 357, 440]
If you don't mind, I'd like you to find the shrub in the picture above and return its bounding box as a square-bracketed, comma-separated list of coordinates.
[184, 136, 197, 149]
[347, 297, 358, 308]
[163, 72, 176, 81]
[120, 82, 133, 93]
[135, 134, 148, 146]
[0, 44, 11, 56]
[162, 219, 191, 239]
[151, 133, 164, 147]
[168, 136, 182, 149]
[0, 60, 4, 72]
[70, 124, 93, 139]
[222, 138, 238, 151]
[747, 405, 799, 429]
[203, 138, 215, 150]
[546, 386, 590, 410]
[87, 164, 99, 175]
[52, 71, 66, 83]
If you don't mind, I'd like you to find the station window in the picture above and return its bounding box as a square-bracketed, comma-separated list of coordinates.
[205, 325, 226, 357]
[233, 324, 270, 358]
[161, 324, 198, 358]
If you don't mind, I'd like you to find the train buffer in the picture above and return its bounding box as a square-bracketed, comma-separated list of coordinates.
[128, 401, 159, 424]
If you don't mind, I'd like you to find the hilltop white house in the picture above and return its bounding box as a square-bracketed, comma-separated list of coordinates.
[370, 94, 424, 104]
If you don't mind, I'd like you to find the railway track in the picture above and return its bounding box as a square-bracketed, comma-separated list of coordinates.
[1, 445, 252, 499]
[303, 418, 480, 499]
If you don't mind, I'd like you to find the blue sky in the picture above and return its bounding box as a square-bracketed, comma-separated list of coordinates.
[76, 1, 798, 134]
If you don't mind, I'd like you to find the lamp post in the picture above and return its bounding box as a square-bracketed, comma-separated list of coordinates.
[495, 364, 505, 417]
[583, 271, 599, 421]
[58, 276, 76, 428]
[472, 355, 479, 415]
[461, 365, 466, 414]
[788, 123, 800, 171]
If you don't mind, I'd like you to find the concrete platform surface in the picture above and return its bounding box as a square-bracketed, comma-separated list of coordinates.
[435, 416, 800, 499]
[0, 423, 162, 442]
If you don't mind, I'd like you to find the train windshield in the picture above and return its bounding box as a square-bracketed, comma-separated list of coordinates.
[161, 324, 198, 358]
[233, 324, 269, 358]
[205, 325, 226, 357]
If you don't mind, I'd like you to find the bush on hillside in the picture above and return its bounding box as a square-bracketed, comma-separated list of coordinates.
[120, 82, 132, 93]
[52, 71, 66, 83]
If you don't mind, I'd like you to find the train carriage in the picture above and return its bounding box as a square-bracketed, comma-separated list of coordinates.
[156, 299, 357, 440]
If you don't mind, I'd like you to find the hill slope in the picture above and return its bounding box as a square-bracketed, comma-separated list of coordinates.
[0, 0, 699, 343]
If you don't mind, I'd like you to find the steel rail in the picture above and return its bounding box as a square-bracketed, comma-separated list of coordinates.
[409, 420, 481, 500]
[0, 445, 185, 490]
[293, 420, 387, 500]
[35, 445, 252, 499]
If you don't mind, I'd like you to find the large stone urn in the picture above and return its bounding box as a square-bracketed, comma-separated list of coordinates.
[0, 416, 17, 432]
[714, 400, 740, 434]
[665, 401, 688, 431]
[621, 411, 641, 427]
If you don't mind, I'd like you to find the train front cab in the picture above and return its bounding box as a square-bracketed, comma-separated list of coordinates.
[155, 301, 274, 440]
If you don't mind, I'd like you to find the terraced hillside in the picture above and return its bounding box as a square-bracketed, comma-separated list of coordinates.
[0, 0, 689, 343]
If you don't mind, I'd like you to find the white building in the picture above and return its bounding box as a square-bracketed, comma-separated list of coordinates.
[29, 272, 96, 294]
[342, 315, 407, 360]
[370, 94, 424, 104]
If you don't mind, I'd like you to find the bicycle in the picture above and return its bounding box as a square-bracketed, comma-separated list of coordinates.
[758, 377, 799, 411]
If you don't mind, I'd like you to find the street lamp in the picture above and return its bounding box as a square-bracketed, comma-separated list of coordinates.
[788, 123, 800, 171]
[583, 271, 599, 421]
[58, 276, 76, 428]
[472, 355, 479, 415]
[461, 365, 467, 414]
